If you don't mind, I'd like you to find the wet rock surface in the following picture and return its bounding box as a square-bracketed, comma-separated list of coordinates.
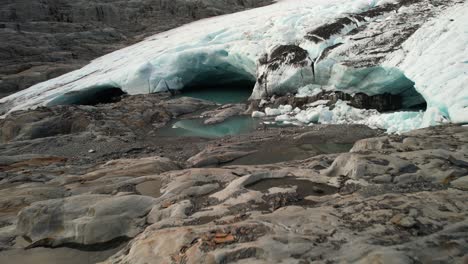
[201, 103, 249, 125]
[0, 0, 272, 98]
[0, 92, 466, 263]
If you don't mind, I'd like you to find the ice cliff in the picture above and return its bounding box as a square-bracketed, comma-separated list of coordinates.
[0, 0, 466, 131]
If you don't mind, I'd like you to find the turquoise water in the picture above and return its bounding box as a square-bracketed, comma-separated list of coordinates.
[163, 86, 258, 138]
[158, 116, 261, 138]
[174, 86, 252, 104]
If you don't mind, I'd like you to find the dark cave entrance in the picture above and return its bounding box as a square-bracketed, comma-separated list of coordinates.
[394, 76, 427, 112]
[172, 62, 255, 104]
[329, 68, 428, 112]
[176, 79, 255, 104]
[348, 88, 427, 113]
[164, 58, 256, 104]
[47, 85, 126, 106]
[315, 66, 428, 112]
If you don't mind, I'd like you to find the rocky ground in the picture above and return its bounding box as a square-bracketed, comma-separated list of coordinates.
[0, 0, 271, 98]
[0, 94, 467, 263]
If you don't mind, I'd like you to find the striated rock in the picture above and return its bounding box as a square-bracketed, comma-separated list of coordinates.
[80, 156, 181, 181]
[202, 104, 248, 125]
[103, 222, 269, 264]
[452, 176, 468, 191]
[0, 94, 213, 143]
[188, 143, 256, 167]
[187, 124, 377, 167]
[95, 124, 468, 263]
[17, 194, 156, 246]
[0, 107, 90, 143]
[0, 185, 67, 217]
[105, 188, 468, 264]
[322, 153, 418, 182]
[0, 110, 466, 263]
[160, 97, 216, 118]
[0, 154, 67, 171]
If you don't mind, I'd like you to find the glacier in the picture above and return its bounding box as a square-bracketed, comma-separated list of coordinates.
[0, 0, 466, 133]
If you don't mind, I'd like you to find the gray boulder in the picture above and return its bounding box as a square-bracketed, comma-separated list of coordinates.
[17, 194, 156, 246]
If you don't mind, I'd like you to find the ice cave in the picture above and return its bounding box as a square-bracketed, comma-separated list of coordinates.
[47, 85, 126, 106]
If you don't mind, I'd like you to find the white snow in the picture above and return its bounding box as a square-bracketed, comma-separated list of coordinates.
[384, 3, 468, 125]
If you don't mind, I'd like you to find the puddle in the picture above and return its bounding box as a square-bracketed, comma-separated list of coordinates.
[0, 246, 122, 264]
[246, 178, 338, 196]
[228, 142, 353, 165]
[136, 180, 162, 198]
[173, 86, 252, 104]
[158, 116, 262, 138]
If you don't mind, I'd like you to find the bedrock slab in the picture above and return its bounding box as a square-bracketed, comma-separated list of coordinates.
[0, 124, 466, 263]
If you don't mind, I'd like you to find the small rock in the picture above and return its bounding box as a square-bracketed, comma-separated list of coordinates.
[390, 214, 417, 228]
[451, 176, 468, 191]
[213, 232, 236, 244]
[88, 149, 96, 153]
[373, 174, 393, 183]
[162, 200, 175, 208]
[312, 186, 324, 194]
